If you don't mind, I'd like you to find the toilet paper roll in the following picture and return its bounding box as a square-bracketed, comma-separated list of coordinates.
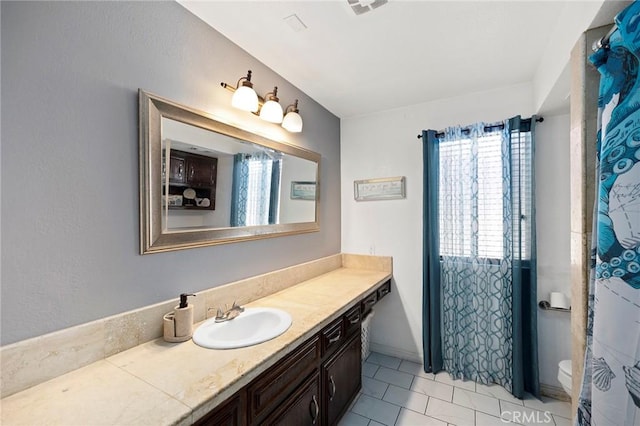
[550, 292, 569, 309]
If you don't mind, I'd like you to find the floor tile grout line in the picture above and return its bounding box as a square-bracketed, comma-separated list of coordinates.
[366, 353, 568, 423]
[357, 390, 456, 424]
[352, 395, 490, 426]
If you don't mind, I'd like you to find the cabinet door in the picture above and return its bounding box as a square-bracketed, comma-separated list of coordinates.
[262, 372, 321, 426]
[248, 336, 320, 423]
[187, 155, 217, 186]
[324, 333, 361, 426]
[169, 155, 186, 184]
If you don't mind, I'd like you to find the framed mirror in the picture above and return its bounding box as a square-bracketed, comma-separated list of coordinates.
[139, 90, 320, 254]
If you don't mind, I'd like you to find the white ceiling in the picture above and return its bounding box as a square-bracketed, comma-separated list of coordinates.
[179, 1, 608, 118]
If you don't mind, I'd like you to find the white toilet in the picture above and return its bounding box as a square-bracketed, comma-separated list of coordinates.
[558, 359, 572, 396]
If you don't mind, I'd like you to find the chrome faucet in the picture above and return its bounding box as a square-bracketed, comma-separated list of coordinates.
[211, 301, 245, 322]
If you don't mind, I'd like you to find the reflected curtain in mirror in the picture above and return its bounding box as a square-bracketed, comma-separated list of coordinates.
[231, 153, 282, 227]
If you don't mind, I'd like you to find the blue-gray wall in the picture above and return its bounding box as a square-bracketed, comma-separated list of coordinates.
[1, 1, 341, 345]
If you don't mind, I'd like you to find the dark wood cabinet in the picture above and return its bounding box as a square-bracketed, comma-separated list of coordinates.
[262, 372, 321, 426]
[361, 291, 377, 316]
[163, 149, 217, 210]
[343, 305, 361, 338]
[196, 279, 391, 426]
[187, 155, 217, 186]
[169, 155, 186, 184]
[248, 336, 320, 423]
[323, 334, 361, 426]
[377, 280, 391, 300]
[321, 317, 344, 357]
[362, 279, 391, 316]
[194, 393, 246, 426]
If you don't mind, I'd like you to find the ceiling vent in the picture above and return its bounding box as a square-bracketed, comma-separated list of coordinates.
[347, 0, 388, 15]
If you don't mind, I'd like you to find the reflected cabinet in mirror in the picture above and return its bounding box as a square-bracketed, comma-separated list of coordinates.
[139, 90, 320, 254]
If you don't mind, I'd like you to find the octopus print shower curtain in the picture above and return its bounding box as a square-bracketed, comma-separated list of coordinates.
[576, 2, 640, 425]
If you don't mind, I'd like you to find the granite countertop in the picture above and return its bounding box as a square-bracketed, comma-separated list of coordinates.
[1, 267, 391, 425]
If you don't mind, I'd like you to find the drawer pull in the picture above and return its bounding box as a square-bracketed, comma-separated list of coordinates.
[348, 316, 360, 325]
[328, 332, 341, 344]
[379, 287, 390, 296]
[364, 297, 376, 306]
[329, 376, 336, 401]
[310, 395, 319, 424]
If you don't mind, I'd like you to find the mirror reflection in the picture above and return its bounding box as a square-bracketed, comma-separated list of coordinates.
[161, 118, 318, 231]
[139, 90, 320, 254]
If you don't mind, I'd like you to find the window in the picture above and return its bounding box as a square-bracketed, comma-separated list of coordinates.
[438, 128, 532, 260]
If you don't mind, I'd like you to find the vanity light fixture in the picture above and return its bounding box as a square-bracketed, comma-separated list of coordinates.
[259, 87, 284, 123]
[282, 100, 303, 133]
[221, 72, 303, 132]
[221, 70, 259, 112]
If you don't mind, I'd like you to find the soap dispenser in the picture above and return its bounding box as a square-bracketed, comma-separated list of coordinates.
[163, 293, 195, 343]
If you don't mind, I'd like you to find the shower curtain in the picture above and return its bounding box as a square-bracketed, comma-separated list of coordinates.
[576, 2, 640, 425]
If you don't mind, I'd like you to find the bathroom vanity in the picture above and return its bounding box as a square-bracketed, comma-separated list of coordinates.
[198, 279, 390, 425]
[0, 254, 392, 426]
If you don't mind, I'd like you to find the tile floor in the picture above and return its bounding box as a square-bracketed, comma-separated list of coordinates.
[339, 352, 572, 426]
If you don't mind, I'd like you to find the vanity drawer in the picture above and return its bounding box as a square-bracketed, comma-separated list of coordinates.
[321, 317, 344, 356]
[248, 335, 320, 422]
[377, 280, 391, 300]
[361, 291, 378, 316]
[343, 305, 361, 337]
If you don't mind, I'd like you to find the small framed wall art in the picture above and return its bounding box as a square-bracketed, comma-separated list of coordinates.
[354, 176, 406, 201]
[290, 181, 316, 200]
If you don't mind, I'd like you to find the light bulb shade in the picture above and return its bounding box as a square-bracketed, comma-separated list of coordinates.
[282, 111, 303, 132]
[231, 85, 259, 112]
[259, 100, 284, 123]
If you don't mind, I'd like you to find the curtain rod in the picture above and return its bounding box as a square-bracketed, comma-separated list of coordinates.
[593, 24, 618, 52]
[416, 117, 543, 139]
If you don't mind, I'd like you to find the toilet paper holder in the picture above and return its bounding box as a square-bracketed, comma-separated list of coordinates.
[538, 300, 571, 313]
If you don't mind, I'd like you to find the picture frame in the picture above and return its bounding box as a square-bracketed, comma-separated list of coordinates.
[290, 181, 317, 200]
[354, 176, 406, 201]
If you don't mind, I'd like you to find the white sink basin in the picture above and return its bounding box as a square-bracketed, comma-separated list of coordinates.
[193, 307, 292, 349]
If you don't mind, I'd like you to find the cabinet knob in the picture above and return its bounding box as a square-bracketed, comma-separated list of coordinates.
[310, 395, 319, 424]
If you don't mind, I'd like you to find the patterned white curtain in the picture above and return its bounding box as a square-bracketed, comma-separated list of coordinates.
[439, 123, 515, 390]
